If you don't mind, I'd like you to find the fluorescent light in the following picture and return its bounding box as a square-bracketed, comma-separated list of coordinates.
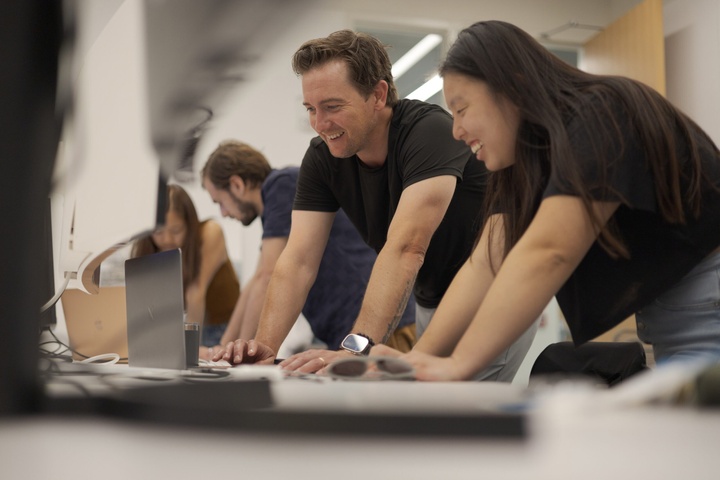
[405, 74, 443, 101]
[391, 33, 443, 79]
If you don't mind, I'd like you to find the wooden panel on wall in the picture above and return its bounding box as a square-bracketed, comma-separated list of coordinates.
[581, 0, 665, 95]
[578, 0, 664, 363]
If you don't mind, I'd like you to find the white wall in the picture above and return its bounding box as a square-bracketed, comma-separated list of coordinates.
[664, 0, 720, 145]
[181, 7, 348, 285]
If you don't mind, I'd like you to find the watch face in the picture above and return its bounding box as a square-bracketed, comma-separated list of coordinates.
[342, 334, 370, 354]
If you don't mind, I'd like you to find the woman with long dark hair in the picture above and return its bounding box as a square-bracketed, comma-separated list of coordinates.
[132, 184, 240, 349]
[376, 20, 720, 381]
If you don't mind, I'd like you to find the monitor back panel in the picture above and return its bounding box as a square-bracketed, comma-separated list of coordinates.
[124, 249, 186, 370]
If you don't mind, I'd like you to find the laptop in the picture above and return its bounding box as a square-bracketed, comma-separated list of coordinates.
[124, 248, 187, 370]
[61, 286, 129, 362]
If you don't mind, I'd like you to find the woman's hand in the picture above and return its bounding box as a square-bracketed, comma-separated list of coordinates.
[370, 344, 403, 358]
[402, 350, 469, 382]
[373, 344, 468, 381]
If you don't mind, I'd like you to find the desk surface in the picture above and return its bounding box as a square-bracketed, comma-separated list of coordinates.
[4, 361, 719, 480]
[41, 362, 529, 437]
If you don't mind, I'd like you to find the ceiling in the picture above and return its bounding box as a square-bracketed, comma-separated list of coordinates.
[354, 0, 646, 106]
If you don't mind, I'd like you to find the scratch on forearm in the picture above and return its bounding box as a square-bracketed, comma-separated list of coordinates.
[382, 276, 415, 343]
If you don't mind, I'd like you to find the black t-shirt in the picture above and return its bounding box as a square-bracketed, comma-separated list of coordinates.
[544, 95, 720, 344]
[294, 99, 488, 308]
[262, 168, 414, 349]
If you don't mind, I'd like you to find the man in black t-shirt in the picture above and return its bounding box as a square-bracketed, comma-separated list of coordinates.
[217, 30, 537, 381]
[201, 141, 415, 355]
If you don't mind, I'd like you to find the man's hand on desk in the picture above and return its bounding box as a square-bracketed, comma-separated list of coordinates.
[280, 343, 410, 375]
[279, 349, 355, 374]
[212, 339, 277, 365]
[200, 346, 213, 361]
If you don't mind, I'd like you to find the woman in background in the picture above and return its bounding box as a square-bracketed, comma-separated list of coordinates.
[375, 20, 720, 380]
[132, 184, 240, 350]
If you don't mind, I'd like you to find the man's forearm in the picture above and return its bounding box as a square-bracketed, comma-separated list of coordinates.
[351, 247, 422, 344]
[254, 259, 315, 353]
[238, 273, 272, 340]
[220, 277, 254, 345]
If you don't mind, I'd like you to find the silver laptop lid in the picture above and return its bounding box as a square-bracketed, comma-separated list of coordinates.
[124, 248, 186, 370]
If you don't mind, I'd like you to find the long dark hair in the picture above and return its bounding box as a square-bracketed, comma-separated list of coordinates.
[131, 184, 201, 289]
[441, 20, 717, 266]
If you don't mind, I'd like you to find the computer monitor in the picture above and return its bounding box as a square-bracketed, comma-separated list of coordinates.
[40, 197, 57, 329]
[0, 0, 63, 415]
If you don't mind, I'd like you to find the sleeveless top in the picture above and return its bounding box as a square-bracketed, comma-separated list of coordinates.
[202, 221, 240, 326]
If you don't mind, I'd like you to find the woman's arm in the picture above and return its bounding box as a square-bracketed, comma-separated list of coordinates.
[184, 220, 230, 328]
[412, 214, 506, 357]
[406, 196, 619, 381]
[453, 195, 619, 379]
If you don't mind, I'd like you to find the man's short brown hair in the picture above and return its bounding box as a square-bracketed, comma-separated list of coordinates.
[202, 140, 272, 190]
[291, 29, 398, 107]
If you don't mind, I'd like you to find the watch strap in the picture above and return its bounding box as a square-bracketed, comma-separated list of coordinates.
[355, 333, 375, 348]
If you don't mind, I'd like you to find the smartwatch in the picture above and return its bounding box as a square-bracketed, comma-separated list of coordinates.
[340, 333, 375, 356]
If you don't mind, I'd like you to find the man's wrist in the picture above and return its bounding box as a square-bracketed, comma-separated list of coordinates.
[340, 333, 376, 356]
[354, 333, 376, 347]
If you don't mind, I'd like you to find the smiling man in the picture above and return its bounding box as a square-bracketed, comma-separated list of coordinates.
[201, 141, 415, 356]
[216, 30, 537, 381]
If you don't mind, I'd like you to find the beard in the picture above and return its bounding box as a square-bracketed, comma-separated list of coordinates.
[230, 191, 259, 226]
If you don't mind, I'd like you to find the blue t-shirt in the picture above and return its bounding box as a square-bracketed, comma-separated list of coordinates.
[261, 167, 414, 350]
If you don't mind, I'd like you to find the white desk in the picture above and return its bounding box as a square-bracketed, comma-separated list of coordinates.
[2, 363, 719, 480]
